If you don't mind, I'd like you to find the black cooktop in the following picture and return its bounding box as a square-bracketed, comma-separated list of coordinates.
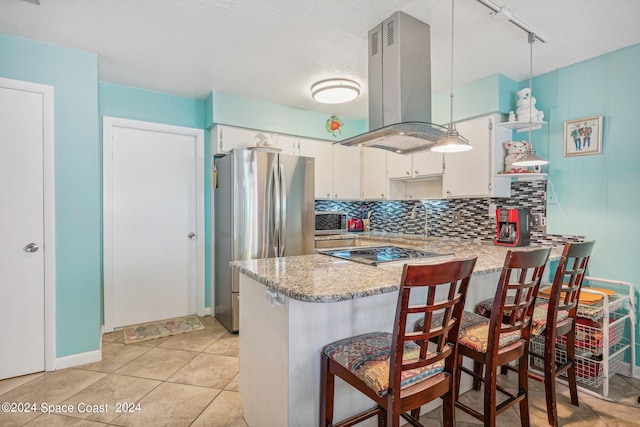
[320, 245, 451, 266]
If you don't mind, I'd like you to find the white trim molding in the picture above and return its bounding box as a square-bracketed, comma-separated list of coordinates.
[55, 350, 102, 370]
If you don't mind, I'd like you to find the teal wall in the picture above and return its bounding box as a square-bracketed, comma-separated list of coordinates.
[0, 33, 101, 357]
[98, 82, 210, 307]
[532, 43, 640, 365]
[100, 82, 205, 129]
[207, 91, 368, 140]
[432, 73, 518, 124]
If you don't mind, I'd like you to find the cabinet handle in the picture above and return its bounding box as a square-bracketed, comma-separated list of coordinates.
[381, 193, 384, 197]
[446, 190, 452, 195]
[415, 170, 419, 175]
[326, 193, 330, 197]
[406, 171, 410, 176]
[334, 194, 338, 198]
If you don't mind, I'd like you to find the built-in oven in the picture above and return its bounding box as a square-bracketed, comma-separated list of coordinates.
[315, 211, 348, 235]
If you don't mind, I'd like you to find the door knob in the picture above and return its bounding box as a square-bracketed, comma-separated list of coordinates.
[188, 232, 196, 239]
[24, 243, 39, 252]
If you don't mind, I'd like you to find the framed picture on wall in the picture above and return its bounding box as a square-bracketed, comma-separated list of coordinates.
[564, 115, 603, 156]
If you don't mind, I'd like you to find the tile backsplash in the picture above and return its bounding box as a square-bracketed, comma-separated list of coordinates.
[315, 180, 585, 245]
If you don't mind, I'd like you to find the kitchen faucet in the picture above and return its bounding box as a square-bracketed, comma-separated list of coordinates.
[410, 202, 429, 238]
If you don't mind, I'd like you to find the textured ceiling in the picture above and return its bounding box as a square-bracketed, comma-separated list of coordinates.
[1, 0, 639, 119]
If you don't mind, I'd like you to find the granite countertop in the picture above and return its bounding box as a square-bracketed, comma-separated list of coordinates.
[232, 235, 563, 303]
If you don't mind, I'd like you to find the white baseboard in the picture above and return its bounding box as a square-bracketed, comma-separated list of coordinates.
[205, 307, 211, 316]
[55, 349, 102, 370]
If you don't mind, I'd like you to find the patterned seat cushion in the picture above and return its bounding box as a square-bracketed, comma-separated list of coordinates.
[322, 332, 444, 397]
[474, 297, 569, 336]
[413, 312, 521, 353]
[530, 304, 569, 336]
[458, 311, 521, 353]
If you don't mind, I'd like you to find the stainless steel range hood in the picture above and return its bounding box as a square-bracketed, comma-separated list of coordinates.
[339, 11, 446, 155]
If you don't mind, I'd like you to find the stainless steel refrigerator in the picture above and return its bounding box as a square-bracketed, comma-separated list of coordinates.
[213, 149, 315, 332]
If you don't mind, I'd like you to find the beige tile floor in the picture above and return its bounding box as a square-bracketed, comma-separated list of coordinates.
[1, 315, 638, 426]
[0, 316, 245, 427]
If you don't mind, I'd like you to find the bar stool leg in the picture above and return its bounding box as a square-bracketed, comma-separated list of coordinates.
[319, 355, 334, 427]
[566, 331, 579, 407]
[473, 361, 483, 390]
[518, 353, 531, 427]
[483, 366, 497, 427]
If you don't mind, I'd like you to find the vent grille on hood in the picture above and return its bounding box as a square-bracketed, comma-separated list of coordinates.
[339, 11, 446, 154]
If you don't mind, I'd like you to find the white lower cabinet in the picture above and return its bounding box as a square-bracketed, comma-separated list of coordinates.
[442, 114, 511, 198]
[361, 148, 387, 200]
[298, 137, 333, 199]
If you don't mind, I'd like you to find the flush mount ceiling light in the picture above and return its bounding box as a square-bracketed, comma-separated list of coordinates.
[311, 79, 360, 104]
[513, 32, 548, 167]
[431, 0, 473, 153]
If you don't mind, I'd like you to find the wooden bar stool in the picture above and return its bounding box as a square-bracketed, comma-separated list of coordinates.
[528, 240, 595, 426]
[454, 247, 550, 427]
[319, 257, 477, 427]
[474, 241, 595, 426]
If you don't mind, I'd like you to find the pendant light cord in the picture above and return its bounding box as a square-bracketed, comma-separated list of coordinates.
[449, 0, 455, 129]
[528, 32, 534, 148]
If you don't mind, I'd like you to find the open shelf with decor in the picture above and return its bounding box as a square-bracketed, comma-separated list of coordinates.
[496, 172, 548, 181]
[496, 120, 547, 132]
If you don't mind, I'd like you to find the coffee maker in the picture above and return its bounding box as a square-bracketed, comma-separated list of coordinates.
[495, 208, 531, 247]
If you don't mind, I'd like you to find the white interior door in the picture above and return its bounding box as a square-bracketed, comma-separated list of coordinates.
[0, 79, 55, 380]
[104, 118, 205, 330]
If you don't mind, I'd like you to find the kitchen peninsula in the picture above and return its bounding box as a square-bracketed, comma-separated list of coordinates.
[234, 236, 562, 427]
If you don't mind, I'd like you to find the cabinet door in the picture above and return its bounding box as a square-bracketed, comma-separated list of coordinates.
[387, 151, 412, 179]
[361, 148, 387, 199]
[275, 134, 299, 156]
[213, 125, 260, 154]
[298, 138, 333, 199]
[332, 145, 361, 200]
[412, 151, 443, 177]
[442, 116, 491, 198]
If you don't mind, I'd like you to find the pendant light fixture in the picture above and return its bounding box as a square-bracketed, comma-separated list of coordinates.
[513, 32, 548, 167]
[431, 0, 473, 153]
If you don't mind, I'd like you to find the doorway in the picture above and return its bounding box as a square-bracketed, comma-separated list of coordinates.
[0, 77, 55, 380]
[103, 117, 204, 332]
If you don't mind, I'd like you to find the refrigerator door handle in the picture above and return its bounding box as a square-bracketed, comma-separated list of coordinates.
[279, 162, 287, 257]
[272, 160, 281, 254]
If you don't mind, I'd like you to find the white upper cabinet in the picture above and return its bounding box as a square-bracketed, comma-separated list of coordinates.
[387, 152, 412, 179]
[442, 114, 511, 198]
[298, 137, 333, 199]
[332, 144, 361, 200]
[412, 151, 443, 177]
[387, 150, 443, 179]
[211, 125, 260, 154]
[212, 125, 298, 155]
[361, 148, 387, 200]
[274, 134, 299, 156]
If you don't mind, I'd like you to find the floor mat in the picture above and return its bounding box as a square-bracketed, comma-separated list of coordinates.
[123, 315, 204, 344]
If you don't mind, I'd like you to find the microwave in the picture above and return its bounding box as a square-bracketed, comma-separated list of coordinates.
[315, 211, 348, 235]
